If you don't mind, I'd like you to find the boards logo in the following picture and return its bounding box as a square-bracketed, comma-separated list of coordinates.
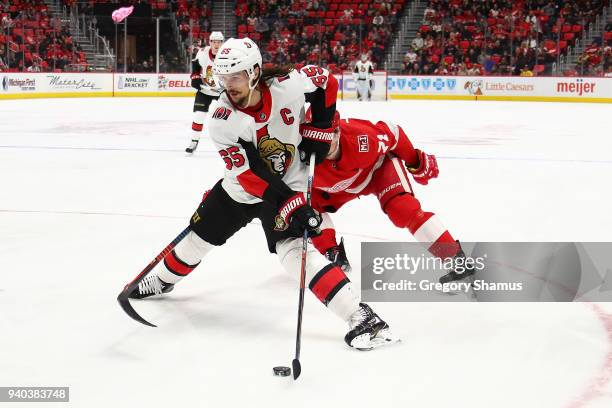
[464, 80, 484, 95]
[2, 76, 8, 91]
[158, 75, 169, 89]
[556, 79, 596, 96]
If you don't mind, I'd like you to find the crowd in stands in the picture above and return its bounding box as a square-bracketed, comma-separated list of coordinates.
[0, 0, 88, 72]
[401, 0, 610, 76]
[2, 0, 610, 75]
[235, 0, 405, 73]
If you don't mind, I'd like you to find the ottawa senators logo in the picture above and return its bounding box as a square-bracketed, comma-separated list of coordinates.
[256, 125, 295, 177]
[274, 215, 289, 231]
[203, 65, 216, 87]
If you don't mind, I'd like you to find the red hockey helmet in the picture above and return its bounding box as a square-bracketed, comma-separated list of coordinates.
[305, 106, 340, 130]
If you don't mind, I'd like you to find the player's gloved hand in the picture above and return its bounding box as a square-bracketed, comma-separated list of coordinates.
[190, 73, 203, 90]
[279, 192, 322, 236]
[406, 149, 439, 185]
[298, 123, 334, 164]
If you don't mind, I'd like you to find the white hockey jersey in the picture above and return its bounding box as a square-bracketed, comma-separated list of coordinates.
[194, 46, 222, 96]
[207, 66, 337, 205]
[354, 60, 374, 81]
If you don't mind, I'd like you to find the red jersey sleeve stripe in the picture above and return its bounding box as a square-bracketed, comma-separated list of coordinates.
[236, 169, 270, 199]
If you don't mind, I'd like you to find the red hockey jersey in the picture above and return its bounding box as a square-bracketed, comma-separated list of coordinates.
[313, 118, 418, 195]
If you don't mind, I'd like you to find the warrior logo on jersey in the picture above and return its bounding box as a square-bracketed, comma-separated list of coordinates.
[256, 125, 295, 177]
[203, 65, 216, 87]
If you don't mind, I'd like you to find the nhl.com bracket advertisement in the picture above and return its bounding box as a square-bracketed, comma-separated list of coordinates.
[361, 242, 612, 302]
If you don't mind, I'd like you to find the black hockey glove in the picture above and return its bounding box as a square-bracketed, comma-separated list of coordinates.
[278, 192, 322, 236]
[190, 73, 203, 90]
[298, 123, 334, 164]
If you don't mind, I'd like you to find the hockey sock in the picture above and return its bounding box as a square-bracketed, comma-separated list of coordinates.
[277, 238, 360, 322]
[155, 230, 214, 284]
[385, 194, 460, 259]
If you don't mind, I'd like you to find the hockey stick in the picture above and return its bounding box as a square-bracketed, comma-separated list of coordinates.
[292, 152, 317, 380]
[117, 226, 191, 327]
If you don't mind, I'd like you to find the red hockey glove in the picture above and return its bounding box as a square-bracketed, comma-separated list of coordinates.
[298, 124, 335, 164]
[406, 149, 439, 185]
[279, 192, 322, 235]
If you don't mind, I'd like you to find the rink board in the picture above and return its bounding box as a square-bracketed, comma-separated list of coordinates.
[1, 72, 611, 103]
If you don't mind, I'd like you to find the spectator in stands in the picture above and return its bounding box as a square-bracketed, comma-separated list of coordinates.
[520, 65, 534, 76]
[372, 12, 384, 27]
[27, 60, 41, 72]
[404, 48, 417, 65]
[0, 50, 7, 72]
[411, 32, 424, 52]
[341, 8, 353, 23]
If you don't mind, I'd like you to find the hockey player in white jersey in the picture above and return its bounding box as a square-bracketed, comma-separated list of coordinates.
[353, 54, 374, 101]
[127, 37, 397, 350]
[186, 31, 225, 154]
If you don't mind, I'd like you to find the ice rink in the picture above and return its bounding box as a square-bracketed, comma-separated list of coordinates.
[1, 97, 612, 408]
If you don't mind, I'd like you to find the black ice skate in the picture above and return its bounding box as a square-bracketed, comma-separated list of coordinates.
[128, 274, 174, 299]
[345, 303, 399, 350]
[325, 237, 352, 273]
[439, 242, 476, 284]
[185, 140, 199, 154]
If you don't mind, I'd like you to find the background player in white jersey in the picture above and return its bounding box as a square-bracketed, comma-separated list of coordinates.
[186, 31, 224, 154]
[353, 54, 374, 101]
[127, 37, 397, 350]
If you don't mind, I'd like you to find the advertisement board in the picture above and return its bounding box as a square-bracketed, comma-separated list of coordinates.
[1, 72, 610, 103]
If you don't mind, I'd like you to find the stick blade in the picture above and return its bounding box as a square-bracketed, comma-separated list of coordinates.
[117, 291, 157, 328]
[292, 358, 301, 380]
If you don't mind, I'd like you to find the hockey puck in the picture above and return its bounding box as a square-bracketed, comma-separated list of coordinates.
[273, 366, 291, 377]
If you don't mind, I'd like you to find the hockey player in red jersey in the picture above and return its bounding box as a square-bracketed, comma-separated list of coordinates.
[124, 37, 398, 350]
[309, 111, 473, 284]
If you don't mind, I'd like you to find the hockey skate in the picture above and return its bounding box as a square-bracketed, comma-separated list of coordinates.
[325, 237, 352, 273]
[128, 274, 174, 299]
[345, 303, 399, 351]
[185, 140, 199, 154]
[439, 244, 476, 284]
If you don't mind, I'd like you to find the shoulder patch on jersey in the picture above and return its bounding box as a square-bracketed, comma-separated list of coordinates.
[358, 135, 369, 152]
[212, 106, 232, 120]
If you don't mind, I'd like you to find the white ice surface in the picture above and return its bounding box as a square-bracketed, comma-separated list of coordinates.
[1, 97, 612, 408]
